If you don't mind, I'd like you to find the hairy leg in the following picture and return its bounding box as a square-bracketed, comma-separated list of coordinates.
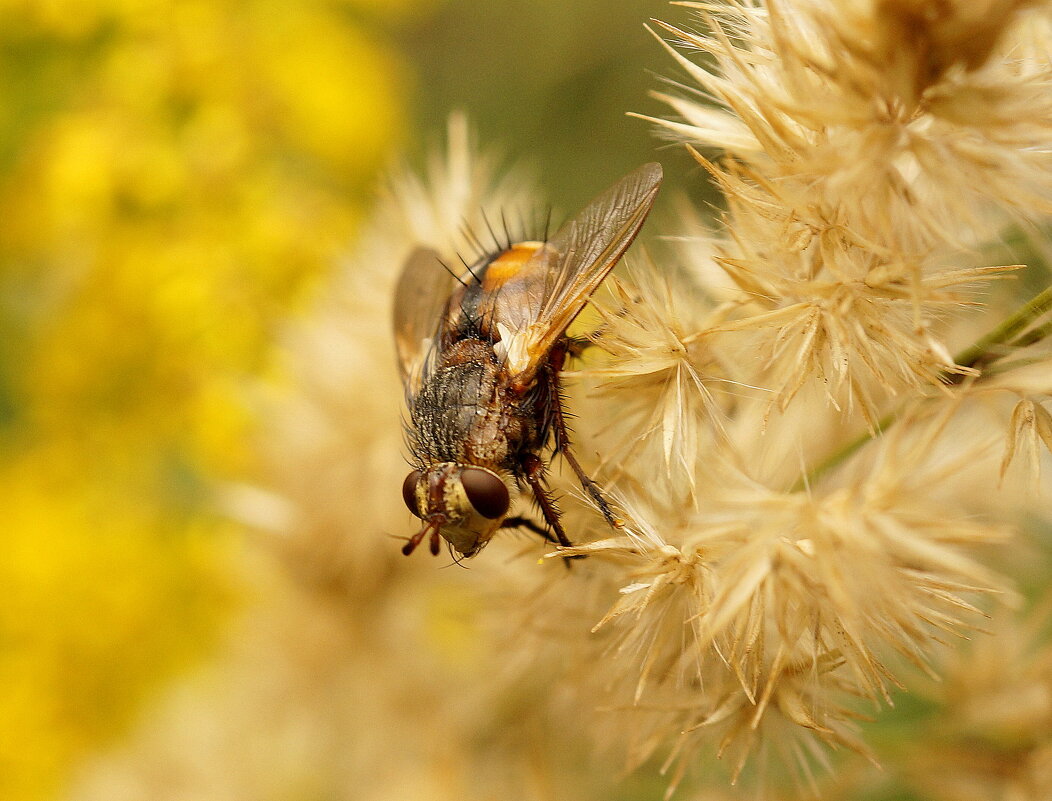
[520, 453, 574, 547]
[501, 514, 559, 543]
[545, 345, 622, 529]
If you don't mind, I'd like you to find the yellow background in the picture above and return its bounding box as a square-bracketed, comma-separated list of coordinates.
[0, 0, 675, 798]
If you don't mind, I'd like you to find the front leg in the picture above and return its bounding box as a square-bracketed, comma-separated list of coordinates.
[501, 514, 559, 544]
[520, 453, 573, 548]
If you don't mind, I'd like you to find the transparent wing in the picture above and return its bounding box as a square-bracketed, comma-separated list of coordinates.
[483, 162, 662, 386]
[392, 247, 457, 389]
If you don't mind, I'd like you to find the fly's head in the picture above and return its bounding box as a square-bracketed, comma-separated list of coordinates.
[400, 462, 511, 557]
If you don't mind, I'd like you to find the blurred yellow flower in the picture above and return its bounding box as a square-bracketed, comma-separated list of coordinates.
[0, 445, 236, 800]
[0, 0, 413, 797]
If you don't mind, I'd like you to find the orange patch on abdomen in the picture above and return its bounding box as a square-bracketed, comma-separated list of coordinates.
[481, 242, 542, 291]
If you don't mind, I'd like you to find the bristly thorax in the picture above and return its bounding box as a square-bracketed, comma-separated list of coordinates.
[407, 339, 502, 465]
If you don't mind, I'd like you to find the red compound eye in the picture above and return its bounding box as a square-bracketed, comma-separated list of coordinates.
[460, 468, 509, 520]
[402, 470, 423, 517]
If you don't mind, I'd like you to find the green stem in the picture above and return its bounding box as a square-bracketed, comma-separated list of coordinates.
[791, 285, 1052, 492]
[791, 410, 896, 492]
[952, 285, 1052, 372]
[1006, 314, 1052, 352]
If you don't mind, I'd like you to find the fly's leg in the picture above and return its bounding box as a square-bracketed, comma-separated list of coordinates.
[564, 334, 594, 359]
[501, 515, 560, 544]
[503, 515, 587, 555]
[546, 344, 622, 530]
[517, 456, 583, 566]
[520, 453, 573, 548]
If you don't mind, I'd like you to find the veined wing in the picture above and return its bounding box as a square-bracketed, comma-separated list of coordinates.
[481, 162, 662, 388]
[393, 246, 457, 390]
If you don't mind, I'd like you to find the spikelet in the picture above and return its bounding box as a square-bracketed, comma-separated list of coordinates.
[636, 0, 1048, 419]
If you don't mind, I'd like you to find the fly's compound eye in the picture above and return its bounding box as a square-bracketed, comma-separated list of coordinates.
[460, 468, 510, 520]
[402, 470, 423, 517]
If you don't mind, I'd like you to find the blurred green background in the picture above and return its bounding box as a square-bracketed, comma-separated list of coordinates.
[0, 0, 681, 798]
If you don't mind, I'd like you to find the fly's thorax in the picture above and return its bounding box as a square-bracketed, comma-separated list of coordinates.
[401, 462, 514, 556]
[406, 337, 526, 469]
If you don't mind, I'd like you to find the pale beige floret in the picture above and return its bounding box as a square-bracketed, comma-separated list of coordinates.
[635, 0, 1051, 424]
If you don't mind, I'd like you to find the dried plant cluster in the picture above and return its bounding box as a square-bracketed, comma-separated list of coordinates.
[538, 0, 1052, 792]
[67, 1, 1052, 800]
[537, 0, 1052, 791]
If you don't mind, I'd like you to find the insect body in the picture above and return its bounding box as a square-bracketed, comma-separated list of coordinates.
[393, 163, 662, 557]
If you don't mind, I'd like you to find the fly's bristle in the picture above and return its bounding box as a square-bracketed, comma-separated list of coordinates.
[459, 218, 487, 261]
[435, 256, 468, 287]
[500, 208, 513, 249]
[479, 207, 504, 253]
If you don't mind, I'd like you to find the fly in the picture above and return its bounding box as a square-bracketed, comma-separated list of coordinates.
[392, 162, 662, 558]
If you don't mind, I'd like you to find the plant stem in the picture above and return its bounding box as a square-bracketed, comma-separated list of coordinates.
[790, 410, 897, 492]
[791, 285, 1052, 491]
[952, 285, 1052, 373]
[1006, 313, 1052, 352]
